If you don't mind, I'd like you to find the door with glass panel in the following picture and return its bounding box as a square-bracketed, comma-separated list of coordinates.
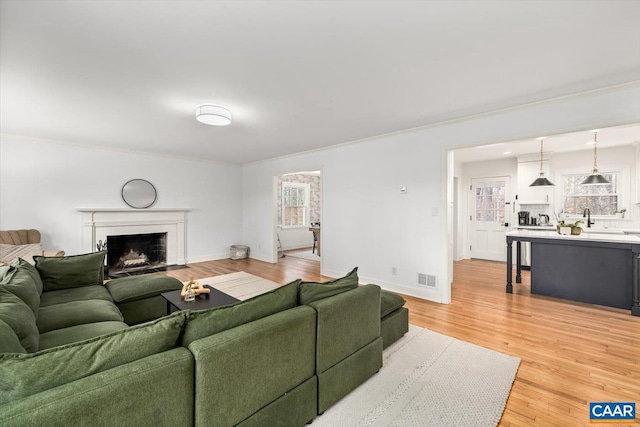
[470, 177, 510, 262]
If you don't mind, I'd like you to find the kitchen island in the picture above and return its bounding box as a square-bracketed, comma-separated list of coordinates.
[506, 229, 640, 316]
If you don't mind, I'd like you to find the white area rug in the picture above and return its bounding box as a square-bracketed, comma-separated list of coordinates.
[285, 249, 320, 261]
[314, 325, 520, 427]
[198, 272, 281, 301]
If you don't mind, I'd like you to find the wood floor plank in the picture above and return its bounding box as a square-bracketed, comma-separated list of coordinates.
[157, 256, 640, 426]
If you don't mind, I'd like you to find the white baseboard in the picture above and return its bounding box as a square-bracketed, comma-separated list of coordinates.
[359, 275, 445, 303]
[186, 252, 230, 264]
[249, 252, 276, 263]
[323, 268, 445, 303]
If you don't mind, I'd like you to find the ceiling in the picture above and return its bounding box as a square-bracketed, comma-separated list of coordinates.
[1, 1, 640, 164]
[454, 123, 640, 163]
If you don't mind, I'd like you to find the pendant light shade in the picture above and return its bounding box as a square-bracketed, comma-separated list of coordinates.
[580, 132, 610, 185]
[529, 139, 554, 187]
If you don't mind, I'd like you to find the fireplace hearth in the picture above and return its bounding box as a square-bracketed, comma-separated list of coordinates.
[107, 233, 168, 276]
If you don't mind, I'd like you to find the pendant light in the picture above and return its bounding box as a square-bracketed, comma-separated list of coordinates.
[580, 132, 610, 185]
[529, 138, 554, 187]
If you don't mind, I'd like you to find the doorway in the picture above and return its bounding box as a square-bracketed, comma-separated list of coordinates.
[275, 170, 322, 264]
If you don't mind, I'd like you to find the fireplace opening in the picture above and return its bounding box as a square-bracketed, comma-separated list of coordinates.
[107, 233, 167, 276]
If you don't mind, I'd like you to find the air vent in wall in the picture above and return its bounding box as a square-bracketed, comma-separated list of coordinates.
[418, 273, 437, 288]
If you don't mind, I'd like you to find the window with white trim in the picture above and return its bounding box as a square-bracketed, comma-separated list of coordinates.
[282, 182, 309, 227]
[561, 171, 620, 216]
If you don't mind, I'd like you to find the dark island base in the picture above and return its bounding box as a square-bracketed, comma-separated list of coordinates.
[531, 243, 632, 310]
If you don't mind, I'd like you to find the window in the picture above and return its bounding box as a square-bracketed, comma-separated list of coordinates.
[562, 172, 620, 216]
[282, 182, 309, 227]
[475, 180, 506, 223]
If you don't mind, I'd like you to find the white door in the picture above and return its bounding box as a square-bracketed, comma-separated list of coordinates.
[470, 177, 510, 262]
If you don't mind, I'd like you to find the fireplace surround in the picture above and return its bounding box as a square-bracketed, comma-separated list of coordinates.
[79, 209, 188, 269]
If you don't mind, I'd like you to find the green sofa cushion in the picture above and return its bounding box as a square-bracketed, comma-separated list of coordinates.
[0, 318, 26, 354]
[35, 251, 106, 292]
[0, 287, 39, 353]
[380, 290, 406, 318]
[0, 310, 188, 404]
[298, 267, 359, 305]
[37, 299, 124, 334]
[11, 258, 44, 295]
[106, 274, 183, 303]
[39, 321, 129, 350]
[181, 279, 300, 347]
[39, 285, 112, 307]
[0, 265, 40, 317]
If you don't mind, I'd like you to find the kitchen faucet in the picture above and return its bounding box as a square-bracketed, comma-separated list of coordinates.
[583, 208, 595, 228]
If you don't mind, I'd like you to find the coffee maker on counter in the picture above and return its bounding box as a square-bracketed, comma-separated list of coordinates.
[518, 211, 530, 226]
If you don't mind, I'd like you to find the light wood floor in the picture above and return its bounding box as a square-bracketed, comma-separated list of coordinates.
[161, 256, 640, 426]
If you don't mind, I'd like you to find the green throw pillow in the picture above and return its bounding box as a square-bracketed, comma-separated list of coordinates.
[0, 318, 26, 354]
[35, 251, 106, 292]
[181, 279, 300, 347]
[298, 267, 359, 305]
[0, 265, 40, 317]
[12, 258, 44, 295]
[0, 310, 188, 404]
[0, 287, 39, 353]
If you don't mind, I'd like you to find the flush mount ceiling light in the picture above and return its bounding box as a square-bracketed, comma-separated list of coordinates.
[580, 132, 611, 185]
[529, 138, 554, 187]
[195, 105, 232, 126]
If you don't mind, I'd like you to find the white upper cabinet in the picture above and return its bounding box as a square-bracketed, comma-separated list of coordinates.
[517, 156, 553, 205]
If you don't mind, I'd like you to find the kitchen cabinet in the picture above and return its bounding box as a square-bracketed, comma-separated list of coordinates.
[516, 160, 553, 205]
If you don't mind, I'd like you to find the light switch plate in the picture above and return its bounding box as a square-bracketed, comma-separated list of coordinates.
[400, 186, 407, 194]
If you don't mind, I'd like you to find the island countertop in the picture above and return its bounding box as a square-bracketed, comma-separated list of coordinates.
[506, 229, 640, 245]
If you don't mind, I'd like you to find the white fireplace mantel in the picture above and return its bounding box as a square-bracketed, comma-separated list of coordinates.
[78, 208, 189, 265]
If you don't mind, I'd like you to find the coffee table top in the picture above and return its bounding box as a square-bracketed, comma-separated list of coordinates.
[161, 285, 240, 311]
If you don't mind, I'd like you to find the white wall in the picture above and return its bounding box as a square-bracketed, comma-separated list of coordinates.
[457, 157, 518, 260]
[242, 83, 640, 304]
[0, 137, 243, 261]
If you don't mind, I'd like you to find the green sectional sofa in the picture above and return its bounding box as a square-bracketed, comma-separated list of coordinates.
[0, 255, 408, 426]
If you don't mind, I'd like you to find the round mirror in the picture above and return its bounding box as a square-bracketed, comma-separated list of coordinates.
[121, 179, 157, 209]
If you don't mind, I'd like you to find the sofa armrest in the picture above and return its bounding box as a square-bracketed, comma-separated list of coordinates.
[308, 284, 381, 374]
[106, 275, 182, 325]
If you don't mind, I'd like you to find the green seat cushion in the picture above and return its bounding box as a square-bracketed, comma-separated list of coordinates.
[106, 275, 183, 303]
[35, 251, 106, 292]
[298, 267, 359, 305]
[39, 321, 129, 350]
[0, 265, 40, 317]
[40, 285, 112, 307]
[37, 299, 123, 334]
[380, 290, 406, 318]
[12, 258, 44, 295]
[181, 279, 300, 347]
[0, 310, 187, 404]
[0, 287, 39, 353]
[0, 318, 26, 354]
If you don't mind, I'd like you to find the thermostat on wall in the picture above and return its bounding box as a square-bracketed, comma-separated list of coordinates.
[400, 186, 407, 194]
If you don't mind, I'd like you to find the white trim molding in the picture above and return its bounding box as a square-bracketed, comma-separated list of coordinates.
[78, 209, 189, 266]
